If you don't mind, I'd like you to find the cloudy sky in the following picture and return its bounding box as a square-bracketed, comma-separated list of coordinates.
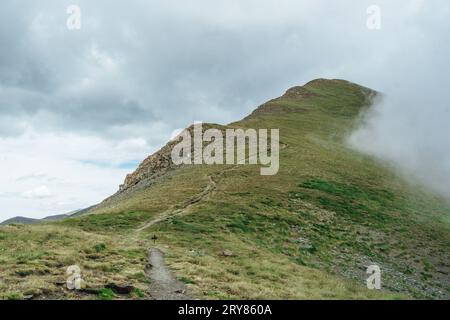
[0, 0, 449, 221]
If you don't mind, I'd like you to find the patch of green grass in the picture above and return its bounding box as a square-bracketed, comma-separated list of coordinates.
[170, 218, 215, 234]
[132, 288, 146, 298]
[296, 179, 396, 224]
[61, 211, 153, 232]
[179, 276, 196, 284]
[94, 243, 107, 253]
[98, 288, 115, 300]
[6, 292, 22, 300]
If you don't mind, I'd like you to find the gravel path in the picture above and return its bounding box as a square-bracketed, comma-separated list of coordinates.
[146, 248, 191, 300]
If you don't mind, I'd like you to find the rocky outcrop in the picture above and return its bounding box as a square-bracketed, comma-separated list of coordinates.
[118, 123, 226, 192]
[119, 132, 183, 192]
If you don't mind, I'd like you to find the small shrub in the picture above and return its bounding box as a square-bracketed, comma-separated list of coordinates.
[94, 243, 107, 253]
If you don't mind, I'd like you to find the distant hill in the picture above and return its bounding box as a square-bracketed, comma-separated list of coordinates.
[0, 208, 93, 225]
[0, 216, 39, 225]
[0, 214, 70, 225]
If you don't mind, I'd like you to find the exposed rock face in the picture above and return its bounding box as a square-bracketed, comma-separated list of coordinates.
[119, 133, 182, 191]
[121, 151, 172, 191]
[118, 123, 226, 192]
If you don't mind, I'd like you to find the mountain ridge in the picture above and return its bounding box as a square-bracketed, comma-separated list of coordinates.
[109, 78, 375, 199]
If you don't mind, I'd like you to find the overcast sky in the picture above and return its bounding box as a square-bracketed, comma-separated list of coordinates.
[0, 0, 449, 221]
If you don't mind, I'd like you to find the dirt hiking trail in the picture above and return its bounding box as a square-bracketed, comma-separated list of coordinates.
[146, 248, 192, 300]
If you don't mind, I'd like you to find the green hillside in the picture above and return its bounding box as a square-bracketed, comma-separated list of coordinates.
[1, 79, 449, 300]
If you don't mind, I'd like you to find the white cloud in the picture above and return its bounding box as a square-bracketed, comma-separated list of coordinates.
[0, 130, 155, 220]
[22, 185, 52, 199]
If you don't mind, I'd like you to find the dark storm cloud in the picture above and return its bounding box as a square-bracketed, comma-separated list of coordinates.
[0, 0, 364, 138]
[58, 95, 152, 131]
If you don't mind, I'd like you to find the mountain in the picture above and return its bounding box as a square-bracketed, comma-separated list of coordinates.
[0, 215, 71, 226]
[0, 216, 39, 225]
[0, 210, 86, 225]
[0, 79, 449, 300]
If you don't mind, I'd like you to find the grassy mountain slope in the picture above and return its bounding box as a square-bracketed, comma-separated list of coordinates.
[1, 79, 449, 300]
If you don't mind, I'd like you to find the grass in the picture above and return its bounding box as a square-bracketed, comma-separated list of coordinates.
[0, 224, 149, 299]
[98, 288, 115, 300]
[1, 79, 449, 299]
